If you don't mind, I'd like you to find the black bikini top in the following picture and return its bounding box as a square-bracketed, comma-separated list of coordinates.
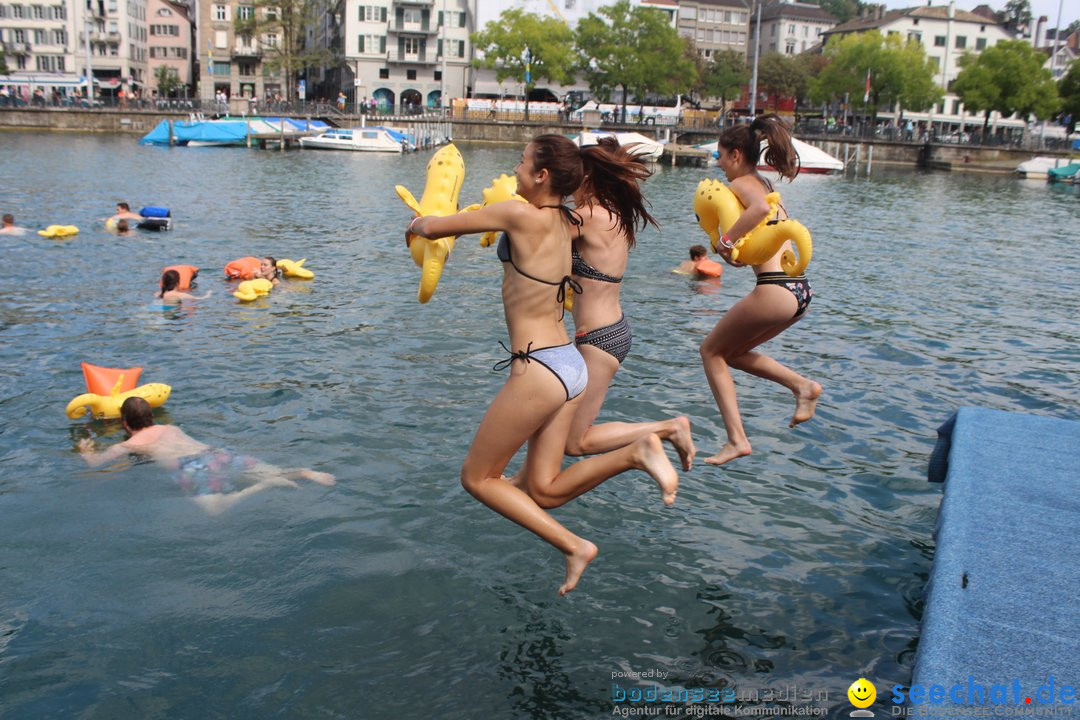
[496, 204, 584, 312]
[572, 241, 623, 284]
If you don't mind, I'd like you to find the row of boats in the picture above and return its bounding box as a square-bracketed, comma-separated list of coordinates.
[1015, 155, 1080, 183]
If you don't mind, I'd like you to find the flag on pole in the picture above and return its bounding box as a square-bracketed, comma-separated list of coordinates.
[863, 68, 871, 103]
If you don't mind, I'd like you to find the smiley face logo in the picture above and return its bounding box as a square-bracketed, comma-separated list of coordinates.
[847, 678, 876, 708]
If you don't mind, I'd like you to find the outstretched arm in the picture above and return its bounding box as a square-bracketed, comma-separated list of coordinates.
[408, 199, 531, 242]
[78, 438, 132, 468]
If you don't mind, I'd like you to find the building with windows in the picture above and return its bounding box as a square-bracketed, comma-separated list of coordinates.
[676, 0, 751, 61]
[196, 0, 284, 103]
[0, 0, 70, 77]
[74, 0, 150, 99]
[147, 0, 192, 96]
[821, 2, 1016, 130]
[756, 1, 836, 55]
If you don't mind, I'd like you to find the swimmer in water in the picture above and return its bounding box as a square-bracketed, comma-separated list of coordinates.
[156, 269, 211, 304]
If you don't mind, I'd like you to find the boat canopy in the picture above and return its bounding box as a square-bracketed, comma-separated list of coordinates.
[139, 120, 250, 145]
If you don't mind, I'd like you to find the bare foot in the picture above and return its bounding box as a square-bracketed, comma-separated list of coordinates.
[299, 469, 336, 486]
[633, 434, 679, 506]
[702, 440, 752, 467]
[790, 381, 822, 428]
[560, 539, 598, 596]
[666, 416, 697, 471]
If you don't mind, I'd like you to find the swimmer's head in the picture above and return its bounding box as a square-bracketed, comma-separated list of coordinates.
[259, 256, 279, 279]
[2, 213, 13, 226]
[160, 269, 180, 293]
[116, 202, 130, 212]
[120, 397, 154, 431]
[116, 219, 130, 233]
[690, 244, 708, 260]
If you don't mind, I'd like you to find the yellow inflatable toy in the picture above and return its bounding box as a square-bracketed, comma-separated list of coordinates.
[463, 173, 527, 248]
[693, 178, 812, 277]
[276, 258, 314, 279]
[38, 225, 79, 238]
[395, 143, 466, 303]
[66, 376, 172, 420]
[233, 278, 274, 301]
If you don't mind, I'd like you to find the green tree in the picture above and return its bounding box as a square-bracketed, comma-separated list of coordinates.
[696, 48, 749, 115]
[0, 51, 8, 75]
[237, 0, 337, 102]
[575, 0, 695, 123]
[1060, 60, 1080, 132]
[810, 31, 941, 118]
[155, 66, 182, 97]
[952, 39, 1060, 136]
[815, 0, 862, 24]
[757, 52, 808, 111]
[471, 8, 576, 120]
[998, 0, 1032, 33]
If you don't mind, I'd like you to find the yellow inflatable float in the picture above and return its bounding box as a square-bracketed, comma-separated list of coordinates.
[66, 364, 171, 420]
[38, 225, 79, 238]
[276, 258, 314, 279]
[233, 278, 274, 301]
[464, 173, 527, 248]
[693, 178, 812, 277]
[395, 143, 466, 303]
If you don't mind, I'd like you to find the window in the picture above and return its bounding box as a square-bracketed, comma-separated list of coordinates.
[952, 99, 961, 114]
[785, 41, 795, 54]
[458, 11, 465, 26]
[402, 7, 420, 23]
[237, 5, 253, 19]
[788, 23, 795, 34]
[264, 33, 277, 46]
[358, 34, 384, 53]
[379, 67, 389, 78]
[360, 5, 385, 21]
[213, 4, 227, 21]
[564, 0, 573, 9]
[402, 36, 421, 53]
[697, 29, 704, 41]
[156, 6, 171, 14]
[975, 37, 986, 50]
[215, 30, 226, 48]
[13, 27, 25, 41]
[31, 4, 43, 18]
[12, 4, 24, 17]
[954, 35, 965, 49]
[33, 28, 45, 43]
[0, 6, 7, 17]
[406, 69, 416, 79]
[53, 5, 68, 19]
[210, 60, 230, 75]
[934, 35, 945, 47]
[434, 69, 441, 79]
[908, 31, 921, 43]
[53, 29, 66, 44]
[678, 7, 695, 20]
[771, 24, 776, 36]
[238, 60, 255, 75]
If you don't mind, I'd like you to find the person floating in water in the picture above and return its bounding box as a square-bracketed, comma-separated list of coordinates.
[405, 134, 679, 595]
[0, 213, 28, 236]
[674, 245, 724, 279]
[157, 269, 211, 304]
[77, 397, 335, 514]
[699, 114, 821, 467]
[111, 202, 143, 221]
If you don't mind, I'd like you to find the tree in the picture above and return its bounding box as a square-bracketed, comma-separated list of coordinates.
[1060, 60, 1080, 133]
[809, 31, 941, 119]
[575, 0, 695, 123]
[0, 51, 8, 76]
[999, 0, 1032, 33]
[757, 52, 808, 111]
[471, 8, 576, 120]
[697, 49, 749, 115]
[815, 0, 862, 24]
[952, 39, 1060, 136]
[155, 66, 182, 98]
[237, 0, 337, 102]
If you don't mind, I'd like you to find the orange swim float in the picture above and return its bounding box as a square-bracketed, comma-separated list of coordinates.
[163, 264, 199, 290]
[693, 257, 724, 278]
[224, 256, 261, 280]
[81, 362, 142, 395]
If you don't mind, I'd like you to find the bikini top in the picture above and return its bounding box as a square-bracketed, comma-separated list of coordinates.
[496, 204, 584, 313]
[572, 242, 623, 284]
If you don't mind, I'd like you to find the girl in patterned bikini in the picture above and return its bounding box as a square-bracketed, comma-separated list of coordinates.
[405, 135, 679, 595]
[700, 114, 822, 467]
[565, 137, 697, 472]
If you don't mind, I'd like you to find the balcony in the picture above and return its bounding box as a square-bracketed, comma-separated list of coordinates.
[2, 41, 31, 55]
[392, 0, 434, 5]
[388, 20, 436, 34]
[233, 44, 262, 57]
[386, 50, 434, 65]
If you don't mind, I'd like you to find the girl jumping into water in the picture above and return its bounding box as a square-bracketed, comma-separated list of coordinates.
[700, 115, 822, 467]
[405, 135, 679, 595]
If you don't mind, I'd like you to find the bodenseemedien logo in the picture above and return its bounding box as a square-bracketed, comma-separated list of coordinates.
[848, 678, 877, 717]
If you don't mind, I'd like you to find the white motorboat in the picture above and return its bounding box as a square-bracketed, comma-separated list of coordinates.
[694, 137, 844, 174]
[299, 126, 414, 153]
[1015, 156, 1073, 179]
[571, 131, 665, 162]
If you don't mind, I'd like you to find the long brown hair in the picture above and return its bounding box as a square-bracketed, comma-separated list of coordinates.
[718, 114, 800, 181]
[530, 134, 658, 247]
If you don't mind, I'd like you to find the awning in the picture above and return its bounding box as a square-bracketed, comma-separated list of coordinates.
[0, 73, 100, 87]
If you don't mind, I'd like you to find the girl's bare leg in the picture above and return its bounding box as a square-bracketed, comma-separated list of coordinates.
[700, 284, 801, 466]
[461, 363, 598, 595]
[566, 345, 697, 470]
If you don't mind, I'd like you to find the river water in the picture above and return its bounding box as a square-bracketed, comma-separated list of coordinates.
[0, 131, 1077, 719]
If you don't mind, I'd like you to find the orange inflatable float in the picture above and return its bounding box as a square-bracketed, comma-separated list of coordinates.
[163, 264, 199, 290]
[82, 362, 142, 395]
[225, 257, 261, 280]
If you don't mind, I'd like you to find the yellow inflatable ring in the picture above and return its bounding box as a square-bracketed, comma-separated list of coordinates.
[233, 278, 274, 301]
[396, 143, 466, 303]
[66, 374, 171, 420]
[463, 173, 527, 248]
[38, 225, 80, 238]
[276, 258, 314, 279]
[693, 179, 811, 276]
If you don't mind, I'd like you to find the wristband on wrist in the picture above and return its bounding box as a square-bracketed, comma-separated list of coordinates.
[408, 216, 422, 235]
[719, 233, 734, 249]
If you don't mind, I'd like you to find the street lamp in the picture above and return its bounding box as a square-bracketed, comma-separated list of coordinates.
[439, 0, 447, 116]
[748, 0, 761, 119]
[84, 10, 94, 104]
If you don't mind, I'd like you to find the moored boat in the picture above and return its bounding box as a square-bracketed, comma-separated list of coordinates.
[571, 130, 665, 162]
[299, 126, 414, 153]
[694, 137, 844, 174]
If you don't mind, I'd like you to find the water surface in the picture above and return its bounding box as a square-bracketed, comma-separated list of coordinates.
[1, 131, 1077, 719]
